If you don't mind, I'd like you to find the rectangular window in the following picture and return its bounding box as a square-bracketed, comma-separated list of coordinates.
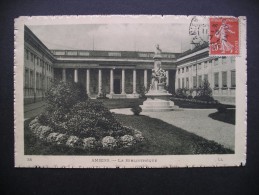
[78, 51, 90, 56]
[193, 65, 196, 71]
[31, 53, 34, 62]
[26, 50, 29, 60]
[198, 75, 202, 87]
[182, 78, 184, 88]
[222, 71, 227, 88]
[231, 70, 236, 88]
[108, 52, 121, 57]
[186, 67, 189, 72]
[214, 72, 219, 88]
[36, 73, 39, 89]
[186, 78, 189, 89]
[214, 58, 218, 65]
[182, 68, 184, 73]
[178, 69, 180, 74]
[222, 56, 227, 65]
[30, 70, 33, 88]
[67, 51, 78, 56]
[198, 63, 202, 70]
[204, 62, 207, 68]
[25, 69, 29, 88]
[193, 76, 197, 88]
[178, 78, 180, 88]
[204, 74, 208, 81]
[231, 57, 235, 63]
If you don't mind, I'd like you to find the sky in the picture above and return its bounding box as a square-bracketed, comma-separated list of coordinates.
[28, 23, 194, 53]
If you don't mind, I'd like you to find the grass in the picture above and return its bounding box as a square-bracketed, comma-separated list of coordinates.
[24, 113, 233, 155]
[172, 99, 235, 109]
[208, 109, 235, 125]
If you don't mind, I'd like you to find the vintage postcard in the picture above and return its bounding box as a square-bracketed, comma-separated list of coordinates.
[14, 15, 247, 168]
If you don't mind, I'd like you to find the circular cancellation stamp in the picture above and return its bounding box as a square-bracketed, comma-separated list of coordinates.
[209, 17, 239, 56]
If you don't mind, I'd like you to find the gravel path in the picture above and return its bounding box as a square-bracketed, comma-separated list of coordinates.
[111, 108, 235, 150]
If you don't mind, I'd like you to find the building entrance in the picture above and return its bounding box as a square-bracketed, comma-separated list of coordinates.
[114, 79, 121, 94]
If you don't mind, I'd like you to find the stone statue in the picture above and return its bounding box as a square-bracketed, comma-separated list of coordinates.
[150, 61, 166, 91]
[155, 44, 162, 55]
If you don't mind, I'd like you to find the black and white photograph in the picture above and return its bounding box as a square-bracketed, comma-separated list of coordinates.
[14, 15, 247, 168]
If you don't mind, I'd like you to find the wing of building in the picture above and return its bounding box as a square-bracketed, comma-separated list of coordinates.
[24, 26, 235, 105]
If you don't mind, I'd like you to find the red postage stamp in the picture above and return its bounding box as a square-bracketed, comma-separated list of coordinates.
[209, 17, 239, 55]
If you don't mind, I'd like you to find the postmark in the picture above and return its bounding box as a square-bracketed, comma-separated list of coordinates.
[209, 17, 239, 55]
[14, 15, 247, 168]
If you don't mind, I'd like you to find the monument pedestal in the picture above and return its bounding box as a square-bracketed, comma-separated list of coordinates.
[140, 90, 178, 112]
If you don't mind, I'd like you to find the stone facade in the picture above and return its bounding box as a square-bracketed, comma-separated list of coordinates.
[175, 44, 236, 105]
[24, 26, 235, 105]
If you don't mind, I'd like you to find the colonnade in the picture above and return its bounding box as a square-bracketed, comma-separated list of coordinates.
[61, 68, 169, 95]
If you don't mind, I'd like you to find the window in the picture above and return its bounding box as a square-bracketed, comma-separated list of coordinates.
[231, 70, 236, 88]
[222, 71, 227, 88]
[67, 51, 78, 56]
[204, 74, 208, 81]
[186, 78, 189, 89]
[25, 69, 29, 88]
[193, 65, 196, 71]
[231, 57, 235, 63]
[30, 70, 33, 88]
[204, 61, 207, 68]
[193, 76, 197, 88]
[36, 73, 39, 89]
[214, 72, 219, 88]
[108, 52, 121, 57]
[178, 69, 180, 74]
[182, 68, 184, 73]
[182, 78, 185, 88]
[26, 50, 29, 60]
[31, 53, 34, 62]
[186, 67, 189, 72]
[222, 56, 227, 65]
[178, 78, 180, 88]
[198, 63, 202, 70]
[198, 75, 202, 87]
[214, 58, 218, 66]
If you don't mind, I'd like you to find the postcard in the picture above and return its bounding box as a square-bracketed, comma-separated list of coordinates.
[14, 15, 247, 168]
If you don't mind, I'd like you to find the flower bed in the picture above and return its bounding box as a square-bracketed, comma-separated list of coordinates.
[29, 117, 144, 151]
[29, 81, 144, 151]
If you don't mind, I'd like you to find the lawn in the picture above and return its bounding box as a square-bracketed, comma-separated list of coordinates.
[24, 113, 233, 155]
[208, 109, 235, 125]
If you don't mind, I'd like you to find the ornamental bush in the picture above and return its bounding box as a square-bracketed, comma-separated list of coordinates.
[131, 106, 142, 116]
[45, 81, 88, 112]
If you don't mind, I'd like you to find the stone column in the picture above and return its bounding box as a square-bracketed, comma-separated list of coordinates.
[62, 68, 66, 82]
[74, 68, 78, 83]
[98, 69, 102, 95]
[121, 69, 126, 94]
[166, 70, 169, 86]
[34, 61, 37, 102]
[133, 69, 136, 94]
[110, 69, 114, 95]
[144, 69, 147, 89]
[86, 69, 90, 95]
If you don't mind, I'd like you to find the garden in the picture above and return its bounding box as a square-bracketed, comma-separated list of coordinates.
[24, 80, 234, 155]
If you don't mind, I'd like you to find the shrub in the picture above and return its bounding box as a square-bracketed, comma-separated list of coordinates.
[45, 81, 88, 111]
[119, 135, 136, 148]
[138, 85, 147, 99]
[217, 104, 227, 113]
[97, 89, 109, 99]
[131, 106, 142, 115]
[102, 136, 117, 149]
[196, 79, 213, 101]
